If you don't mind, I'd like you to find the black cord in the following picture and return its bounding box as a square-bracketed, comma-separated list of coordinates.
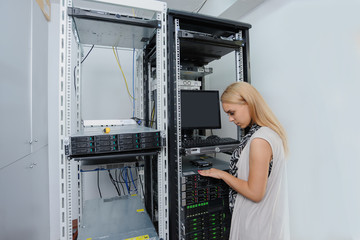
[97, 170, 102, 199]
[81, 45, 95, 64]
[119, 169, 128, 183]
[115, 169, 121, 195]
[108, 170, 119, 195]
[73, 45, 95, 91]
[127, 168, 132, 193]
[117, 169, 125, 195]
[108, 170, 121, 196]
[195, 0, 208, 13]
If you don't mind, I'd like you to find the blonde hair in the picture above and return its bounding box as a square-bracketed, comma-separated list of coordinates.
[221, 82, 288, 155]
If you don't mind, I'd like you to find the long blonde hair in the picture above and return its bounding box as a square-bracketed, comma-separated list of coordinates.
[221, 82, 288, 155]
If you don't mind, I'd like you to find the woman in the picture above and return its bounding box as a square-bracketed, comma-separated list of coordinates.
[198, 82, 290, 240]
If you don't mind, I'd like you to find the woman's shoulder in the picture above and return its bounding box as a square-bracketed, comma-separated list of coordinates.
[252, 126, 281, 143]
[252, 126, 284, 157]
[254, 126, 276, 136]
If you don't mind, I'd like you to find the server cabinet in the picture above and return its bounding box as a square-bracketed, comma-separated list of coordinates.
[167, 10, 251, 240]
[57, 0, 168, 239]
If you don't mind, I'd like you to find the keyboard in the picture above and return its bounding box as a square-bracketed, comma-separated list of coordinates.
[182, 137, 240, 148]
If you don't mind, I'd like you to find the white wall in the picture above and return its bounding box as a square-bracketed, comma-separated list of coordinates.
[81, 46, 135, 120]
[238, 0, 360, 239]
[0, 1, 50, 239]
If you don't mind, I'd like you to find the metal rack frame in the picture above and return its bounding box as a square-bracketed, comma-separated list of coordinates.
[167, 9, 251, 240]
[57, 0, 168, 239]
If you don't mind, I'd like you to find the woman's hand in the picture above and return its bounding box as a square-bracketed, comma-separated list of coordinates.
[198, 168, 225, 179]
[197, 139, 272, 203]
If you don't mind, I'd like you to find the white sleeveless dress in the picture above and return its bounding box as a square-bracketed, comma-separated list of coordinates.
[229, 127, 290, 240]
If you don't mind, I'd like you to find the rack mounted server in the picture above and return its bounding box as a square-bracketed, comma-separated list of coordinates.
[181, 155, 231, 240]
[67, 125, 161, 157]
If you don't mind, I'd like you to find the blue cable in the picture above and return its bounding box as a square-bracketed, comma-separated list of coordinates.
[121, 167, 128, 194]
[122, 167, 130, 194]
[129, 167, 138, 193]
[126, 167, 131, 194]
[80, 167, 106, 172]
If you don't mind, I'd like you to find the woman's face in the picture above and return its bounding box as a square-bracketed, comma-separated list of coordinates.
[222, 102, 251, 129]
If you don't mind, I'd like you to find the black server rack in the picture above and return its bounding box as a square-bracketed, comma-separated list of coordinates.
[167, 10, 251, 239]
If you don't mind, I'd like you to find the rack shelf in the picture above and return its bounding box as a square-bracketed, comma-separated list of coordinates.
[78, 195, 158, 240]
[180, 66, 213, 79]
[179, 29, 244, 66]
[69, 7, 160, 48]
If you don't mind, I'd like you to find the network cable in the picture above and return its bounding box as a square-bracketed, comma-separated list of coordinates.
[112, 47, 134, 100]
[129, 166, 138, 194]
[121, 167, 131, 194]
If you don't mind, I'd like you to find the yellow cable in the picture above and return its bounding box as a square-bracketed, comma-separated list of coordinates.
[112, 47, 134, 99]
[151, 102, 155, 127]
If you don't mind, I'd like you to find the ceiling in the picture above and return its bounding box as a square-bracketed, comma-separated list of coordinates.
[161, 0, 265, 20]
[163, 0, 205, 13]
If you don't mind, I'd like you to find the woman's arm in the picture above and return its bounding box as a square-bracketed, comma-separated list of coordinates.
[198, 138, 272, 203]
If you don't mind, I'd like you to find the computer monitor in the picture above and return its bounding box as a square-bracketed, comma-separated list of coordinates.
[181, 90, 221, 130]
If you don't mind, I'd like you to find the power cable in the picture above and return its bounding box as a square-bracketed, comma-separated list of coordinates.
[97, 170, 102, 198]
[194, 0, 208, 13]
[73, 45, 94, 90]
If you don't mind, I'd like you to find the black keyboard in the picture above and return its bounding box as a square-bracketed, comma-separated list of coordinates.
[182, 137, 240, 148]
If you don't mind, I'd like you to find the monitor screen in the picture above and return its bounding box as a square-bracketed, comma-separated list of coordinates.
[181, 90, 221, 129]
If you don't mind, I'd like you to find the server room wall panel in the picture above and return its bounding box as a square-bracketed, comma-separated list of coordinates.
[31, 0, 49, 152]
[0, 1, 50, 239]
[0, 0, 32, 168]
[0, 147, 50, 240]
[81, 46, 135, 121]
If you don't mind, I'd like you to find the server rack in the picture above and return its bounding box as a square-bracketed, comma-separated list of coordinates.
[57, 0, 168, 239]
[167, 10, 251, 240]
